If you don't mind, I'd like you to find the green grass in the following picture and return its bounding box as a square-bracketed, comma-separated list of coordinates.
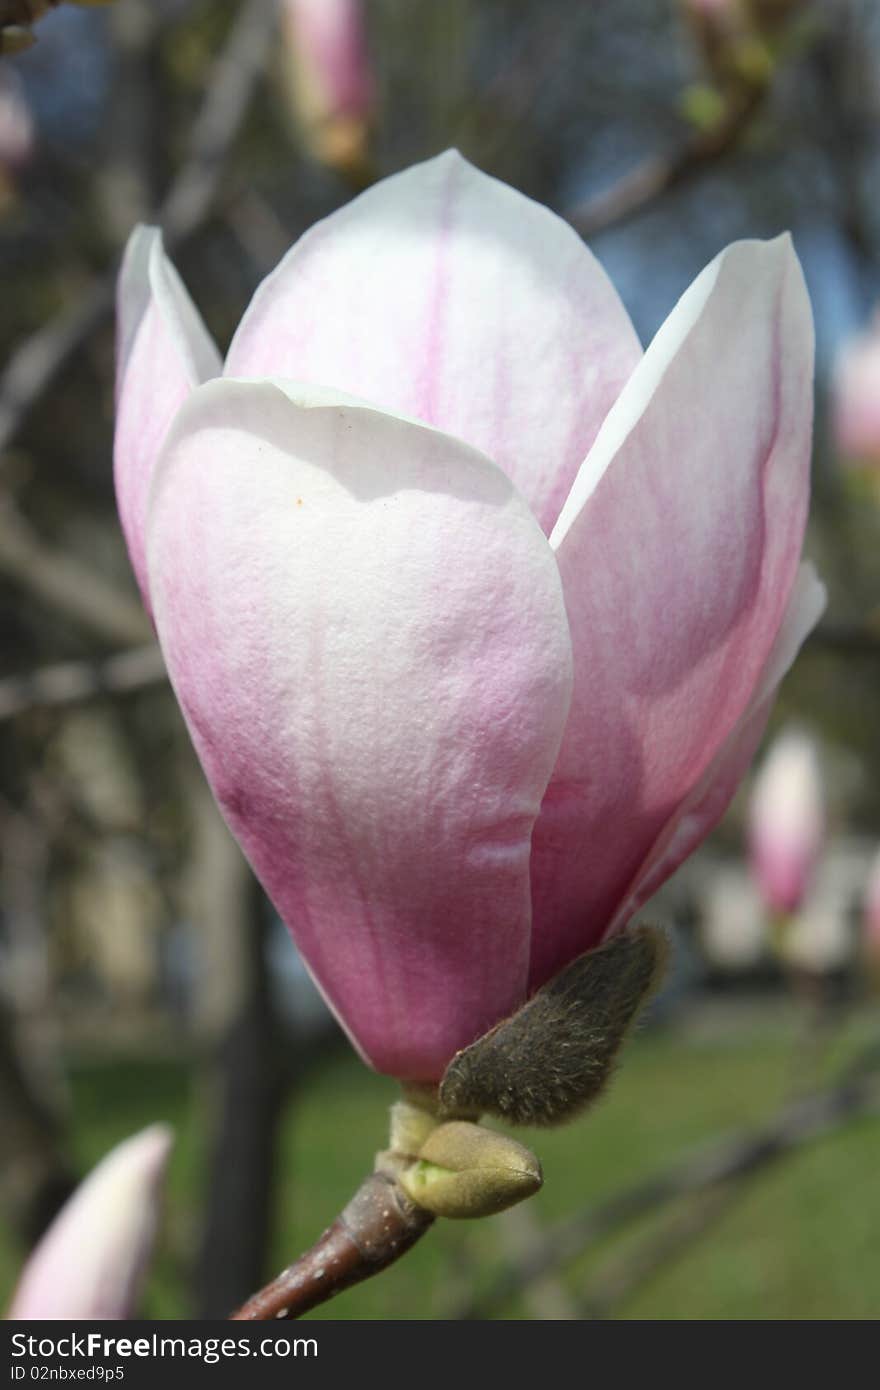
[2, 1004, 878, 1320]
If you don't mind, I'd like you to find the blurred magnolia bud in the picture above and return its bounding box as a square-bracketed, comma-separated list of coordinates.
[780, 853, 854, 977]
[7, 1125, 171, 1319]
[398, 1121, 542, 1220]
[832, 315, 880, 474]
[0, 65, 34, 184]
[699, 862, 767, 970]
[748, 729, 824, 916]
[280, 0, 375, 179]
[864, 848, 880, 983]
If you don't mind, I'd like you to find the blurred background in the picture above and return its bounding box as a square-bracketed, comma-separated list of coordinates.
[1, 0, 879, 1320]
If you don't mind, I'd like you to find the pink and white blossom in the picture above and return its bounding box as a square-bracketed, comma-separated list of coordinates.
[280, 0, 374, 172]
[7, 1126, 171, 1320]
[832, 314, 880, 470]
[748, 728, 824, 916]
[0, 66, 34, 176]
[114, 151, 823, 1080]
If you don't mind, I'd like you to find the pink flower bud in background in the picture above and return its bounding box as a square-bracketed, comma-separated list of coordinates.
[7, 1125, 171, 1320]
[0, 66, 34, 205]
[114, 151, 822, 1082]
[748, 729, 824, 916]
[832, 314, 880, 471]
[699, 862, 767, 971]
[280, 0, 375, 178]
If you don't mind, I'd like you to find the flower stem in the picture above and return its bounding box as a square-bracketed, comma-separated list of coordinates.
[230, 1172, 434, 1320]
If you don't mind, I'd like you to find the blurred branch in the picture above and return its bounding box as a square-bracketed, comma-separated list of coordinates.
[158, 0, 278, 242]
[0, 281, 114, 463]
[0, 643, 165, 722]
[0, 499, 149, 644]
[183, 769, 292, 1319]
[0, 1002, 75, 1249]
[578, 1183, 743, 1320]
[568, 85, 766, 240]
[0, 0, 277, 458]
[494, 1204, 579, 1320]
[0, 799, 75, 1248]
[453, 1059, 880, 1318]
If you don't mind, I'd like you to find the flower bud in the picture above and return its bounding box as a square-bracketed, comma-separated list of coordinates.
[832, 314, 880, 476]
[748, 729, 824, 917]
[280, 0, 374, 179]
[0, 65, 34, 201]
[6, 1125, 171, 1320]
[398, 1121, 542, 1220]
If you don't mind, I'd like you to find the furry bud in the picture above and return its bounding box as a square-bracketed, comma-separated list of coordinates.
[439, 925, 668, 1127]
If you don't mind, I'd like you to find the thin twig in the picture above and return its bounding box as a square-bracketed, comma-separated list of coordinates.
[0, 643, 165, 722]
[231, 1172, 434, 1321]
[578, 1183, 744, 1320]
[495, 1204, 579, 1320]
[0, 500, 150, 645]
[452, 1064, 880, 1319]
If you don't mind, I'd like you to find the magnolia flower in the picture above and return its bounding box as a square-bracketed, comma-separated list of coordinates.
[748, 729, 824, 916]
[832, 314, 880, 471]
[280, 0, 374, 175]
[114, 151, 823, 1081]
[6, 1125, 171, 1320]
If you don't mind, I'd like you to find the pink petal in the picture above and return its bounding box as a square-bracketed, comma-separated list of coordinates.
[114, 227, 221, 611]
[225, 150, 641, 534]
[528, 236, 814, 989]
[146, 379, 573, 1080]
[7, 1126, 171, 1321]
[615, 563, 826, 926]
[747, 724, 824, 915]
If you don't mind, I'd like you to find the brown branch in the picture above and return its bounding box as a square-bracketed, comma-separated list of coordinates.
[0, 0, 277, 457]
[231, 1172, 435, 1320]
[0, 643, 165, 722]
[0, 500, 150, 645]
[452, 1062, 880, 1319]
[578, 1183, 743, 1320]
[569, 86, 766, 241]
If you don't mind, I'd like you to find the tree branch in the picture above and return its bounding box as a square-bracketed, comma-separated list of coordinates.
[230, 1172, 435, 1321]
[568, 86, 766, 241]
[0, 500, 150, 645]
[578, 1183, 745, 1319]
[0, 643, 164, 722]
